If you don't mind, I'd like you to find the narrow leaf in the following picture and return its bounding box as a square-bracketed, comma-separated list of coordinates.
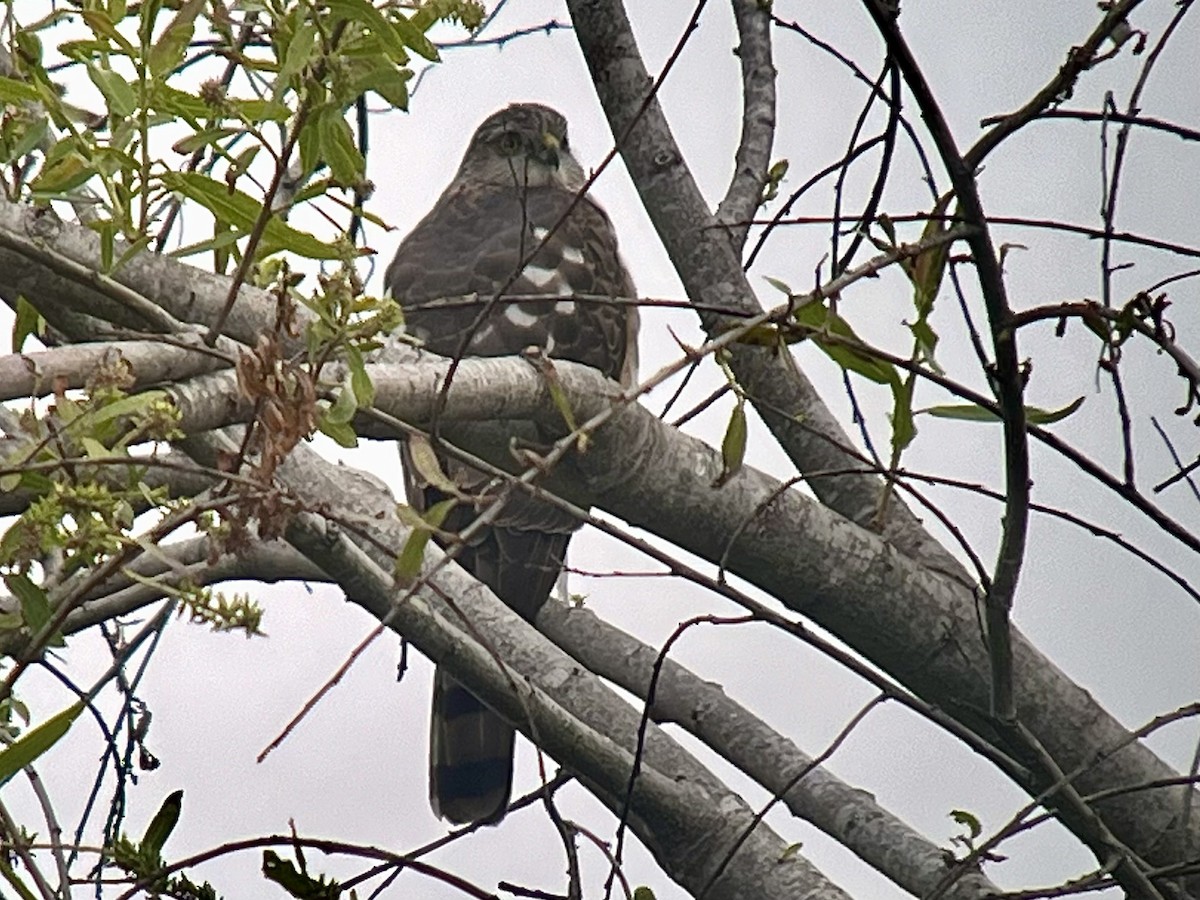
[141, 790, 183, 859]
[889, 378, 917, 455]
[794, 300, 898, 386]
[949, 808, 983, 840]
[87, 64, 137, 117]
[714, 401, 747, 487]
[5, 574, 52, 633]
[762, 275, 793, 296]
[262, 849, 340, 898]
[0, 702, 84, 785]
[315, 107, 364, 184]
[345, 346, 375, 407]
[324, 0, 412, 64]
[406, 435, 463, 497]
[11, 296, 43, 352]
[918, 396, 1084, 425]
[30, 152, 95, 195]
[147, 0, 204, 76]
[1026, 396, 1085, 424]
[395, 499, 456, 581]
[0, 856, 39, 900]
[323, 385, 358, 426]
[316, 416, 357, 448]
[161, 172, 339, 259]
[0, 77, 40, 103]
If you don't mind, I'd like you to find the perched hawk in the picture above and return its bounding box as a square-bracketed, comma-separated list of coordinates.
[385, 104, 638, 825]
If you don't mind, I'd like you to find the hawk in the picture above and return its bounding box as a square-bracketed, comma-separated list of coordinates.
[385, 103, 639, 825]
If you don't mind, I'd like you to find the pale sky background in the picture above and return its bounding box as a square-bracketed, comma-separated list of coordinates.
[4, 1, 1200, 898]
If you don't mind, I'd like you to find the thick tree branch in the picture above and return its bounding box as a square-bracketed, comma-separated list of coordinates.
[565, 0, 974, 589]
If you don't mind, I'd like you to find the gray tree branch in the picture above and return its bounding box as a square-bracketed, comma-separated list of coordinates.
[565, 0, 974, 587]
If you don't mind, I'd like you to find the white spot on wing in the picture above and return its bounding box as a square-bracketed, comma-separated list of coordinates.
[523, 265, 563, 289]
[561, 245, 585, 266]
[468, 323, 497, 349]
[504, 305, 539, 327]
[555, 301, 576, 314]
[532, 226, 551, 242]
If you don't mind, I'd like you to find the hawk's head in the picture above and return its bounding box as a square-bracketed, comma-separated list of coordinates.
[454, 103, 586, 192]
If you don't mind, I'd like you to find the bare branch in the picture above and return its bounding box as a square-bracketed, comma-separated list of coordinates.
[714, 0, 776, 249]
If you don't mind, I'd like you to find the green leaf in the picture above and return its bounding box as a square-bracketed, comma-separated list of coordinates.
[714, 401, 747, 487]
[11, 296, 43, 352]
[87, 64, 137, 118]
[147, 0, 204, 76]
[81, 9, 137, 54]
[161, 172, 340, 259]
[918, 396, 1084, 425]
[875, 213, 897, 247]
[151, 83, 289, 124]
[911, 208, 951, 317]
[326, 0, 439, 63]
[277, 21, 317, 93]
[325, 0, 409, 63]
[30, 152, 96, 195]
[1025, 396, 1085, 424]
[6, 574, 52, 633]
[633, 889, 657, 900]
[762, 275, 793, 297]
[405, 435, 464, 497]
[395, 499, 456, 581]
[544, 370, 581, 447]
[778, 841, 804, 861]
[4, 117, 50, 165]
[919, 404, 1000, 422]
[167, 226, 243, 261]
[81, 436, 112, 458]
[949, 808, 982, 840]
[351, 64, 410, 109]
[0, 77, 40, 103]
[86, 391, 166, 432]
[171, 126, 240, 155]
[314, 106, 364, 184]
[262, 849, 341, 899]
[141, 790, 183, 859]
[316, 416, 357, 448]
[0, 702, 84, 785]
[389, 8, 440, 61]
[345, 346, 375, 407]
[794, 300, 898, 386]
[889, 378, 916, 455]
[0, 856, 39, 900]
[138, 0, 166, 48]
[908, 316, 941, 373]
[324, 385, 358, 426]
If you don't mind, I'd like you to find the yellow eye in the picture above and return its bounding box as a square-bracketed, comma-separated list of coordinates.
[496, 132, 522, 155]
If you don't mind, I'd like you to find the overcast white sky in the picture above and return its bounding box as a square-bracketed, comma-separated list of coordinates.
[5, 1, 1200, 898]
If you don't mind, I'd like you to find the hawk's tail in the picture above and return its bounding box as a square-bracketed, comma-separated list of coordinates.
[429, 667, 515, 825]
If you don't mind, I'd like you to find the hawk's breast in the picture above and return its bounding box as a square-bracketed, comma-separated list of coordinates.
[385, 183, 635, 383]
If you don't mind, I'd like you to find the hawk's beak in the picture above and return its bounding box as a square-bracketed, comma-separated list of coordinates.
[536, 132, 561, 169]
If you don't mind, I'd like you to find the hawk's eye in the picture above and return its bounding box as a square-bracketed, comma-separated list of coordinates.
[496, 131, 522, 155]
